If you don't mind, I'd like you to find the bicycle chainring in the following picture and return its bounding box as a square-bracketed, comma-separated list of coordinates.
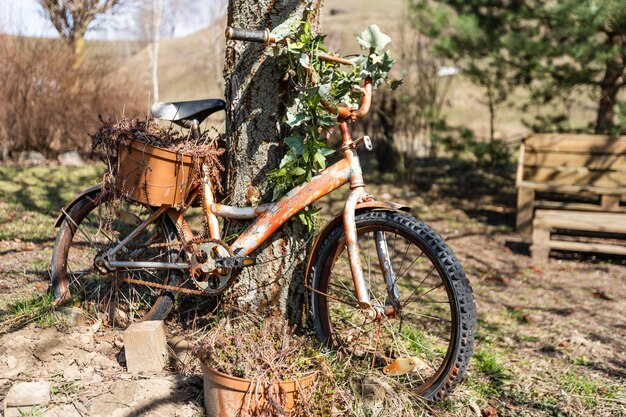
[189, 239, 235, 295]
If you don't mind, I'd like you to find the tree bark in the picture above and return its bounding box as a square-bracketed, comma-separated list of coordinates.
[223, 0, 321, 324]
[595, 33, 625, 134]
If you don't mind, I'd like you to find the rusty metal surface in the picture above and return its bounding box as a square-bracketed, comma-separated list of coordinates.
[200, 163, 221, 239]
[211, 203, 272, 219]
[231, 158, 352, 255]
[54, 184, 102, 227]
[317, 53, 354, 66]
[322, 78, 372, 121]
[303, 201, 411, 285]
[343, 187, 371, 309]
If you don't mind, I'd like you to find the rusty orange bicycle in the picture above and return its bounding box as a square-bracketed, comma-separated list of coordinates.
[51, 27, 476, 400]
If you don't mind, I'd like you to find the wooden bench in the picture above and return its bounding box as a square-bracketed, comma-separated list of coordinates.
[515, 134, 626, 259]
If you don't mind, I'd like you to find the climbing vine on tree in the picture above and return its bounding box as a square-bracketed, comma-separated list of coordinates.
[267, 21, 400, 230]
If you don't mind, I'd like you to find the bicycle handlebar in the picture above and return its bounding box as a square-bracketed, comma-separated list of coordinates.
[225, 27, 276, 44]
[226, 26, 373, 120]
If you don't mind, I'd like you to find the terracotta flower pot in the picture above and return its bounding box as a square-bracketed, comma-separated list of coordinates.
[201, 363, 317, 417]
[117, 140, 200, 206]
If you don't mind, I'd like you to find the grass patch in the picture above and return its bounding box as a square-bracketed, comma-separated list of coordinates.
[0, 291, 59, 334]
[474, 349, 509, 381]
[0, 165, 103, 242]
[559, 370, 619, 410]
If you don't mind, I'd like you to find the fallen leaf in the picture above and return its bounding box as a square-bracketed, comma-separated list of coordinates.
[591, 289, 613, 301]
[482, 406, 498, 417]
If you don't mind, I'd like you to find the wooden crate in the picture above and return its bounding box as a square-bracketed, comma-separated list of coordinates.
[516, 134, 626, 236]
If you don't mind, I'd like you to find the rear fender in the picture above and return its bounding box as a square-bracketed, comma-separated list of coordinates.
[304, 201, 411, 284]
[54, 184, 102, 227]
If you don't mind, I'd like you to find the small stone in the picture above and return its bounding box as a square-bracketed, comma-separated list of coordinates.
[57, 151, 84, 167]
[6, 355, 17, 369]
[55, 306, 87, 327]
[17, 151, 46, 166]
[4, 381, 51, 408]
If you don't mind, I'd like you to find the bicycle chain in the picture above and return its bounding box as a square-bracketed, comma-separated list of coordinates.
[121, 276, 210, 296]
[120, 236, 215, 296]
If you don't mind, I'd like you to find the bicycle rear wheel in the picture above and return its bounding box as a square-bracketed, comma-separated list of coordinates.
[51, 191, 182, 328]
[309, 210, 476, 401]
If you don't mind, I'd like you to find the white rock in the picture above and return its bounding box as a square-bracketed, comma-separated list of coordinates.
[4, 381, 51, 407]
[57, 151, 84, 167]
[17, 151, 46, 166]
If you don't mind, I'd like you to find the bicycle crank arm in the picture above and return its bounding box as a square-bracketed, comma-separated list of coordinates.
[215, 256, 256, 269]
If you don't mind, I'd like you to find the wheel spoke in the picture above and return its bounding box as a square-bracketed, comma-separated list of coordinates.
[312, 212, 475, 399]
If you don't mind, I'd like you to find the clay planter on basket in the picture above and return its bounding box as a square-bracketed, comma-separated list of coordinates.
[201, 363, 316, 417]
[117, 140, 200, 206]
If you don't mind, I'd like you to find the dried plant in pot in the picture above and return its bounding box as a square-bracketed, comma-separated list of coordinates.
[193, 317, 320, 417]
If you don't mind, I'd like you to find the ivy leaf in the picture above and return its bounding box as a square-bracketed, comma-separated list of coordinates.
[357, 24, 391, 51]
[318, 82, 331, 97]
[291, 167, 306, 176]
[319, 147, 335, 157]
[299, 53, 310, 68]
[271, 18, 298, 41]
[279, 153, 296, 168]
[284, 136, 305, 155]
[389, 79, 403, 90]
[286, 111, 312, 127]
[313, 151, 326, 170]
[369, 53, 382, 64]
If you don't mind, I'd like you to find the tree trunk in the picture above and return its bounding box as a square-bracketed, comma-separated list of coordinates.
[595, 33, 625, 134]
[223, 0, 321, 324]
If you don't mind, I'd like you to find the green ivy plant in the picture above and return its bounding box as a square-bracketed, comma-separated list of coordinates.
[267, 21, 399, 231]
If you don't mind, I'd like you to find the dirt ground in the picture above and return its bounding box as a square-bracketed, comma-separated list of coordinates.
[0, 164, 625, 416]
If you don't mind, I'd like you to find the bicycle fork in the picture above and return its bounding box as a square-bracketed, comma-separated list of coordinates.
[341, 121, 400, 320]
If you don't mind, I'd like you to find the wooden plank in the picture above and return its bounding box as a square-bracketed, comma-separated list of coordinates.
[531, 222, 551, 261]
[534, 210, 626, 234]
[516, 186, 535, 235]
[519, 181, 626, 195]
[549, 240, 626, 256]
[535, 199, 626, 213]
[123, 320, 168, 373]
[601, 195, 620, 211]
[524, 152, 626, 171]
[516, 142, 525, 188]
[525, 134, 626, 153]
[522, 167, 626, 188]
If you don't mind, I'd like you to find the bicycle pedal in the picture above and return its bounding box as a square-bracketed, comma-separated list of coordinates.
[216, 256, 256, 268]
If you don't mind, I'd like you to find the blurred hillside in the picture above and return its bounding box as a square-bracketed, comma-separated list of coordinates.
[0, 0, 602, 157]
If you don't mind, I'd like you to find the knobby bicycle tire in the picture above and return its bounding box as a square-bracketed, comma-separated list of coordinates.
[309, 210, 476, 401]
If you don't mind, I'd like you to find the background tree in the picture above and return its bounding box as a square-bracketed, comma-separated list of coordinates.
[39, 0, 122, 61]
[223, 0, 321, 323]
[415, 0, 519, 141]
[416, 0, 626, 134]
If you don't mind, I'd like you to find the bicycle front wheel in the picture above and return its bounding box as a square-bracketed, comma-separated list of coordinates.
[51, 191, 182, 328]
[309, 210, 476, 401]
